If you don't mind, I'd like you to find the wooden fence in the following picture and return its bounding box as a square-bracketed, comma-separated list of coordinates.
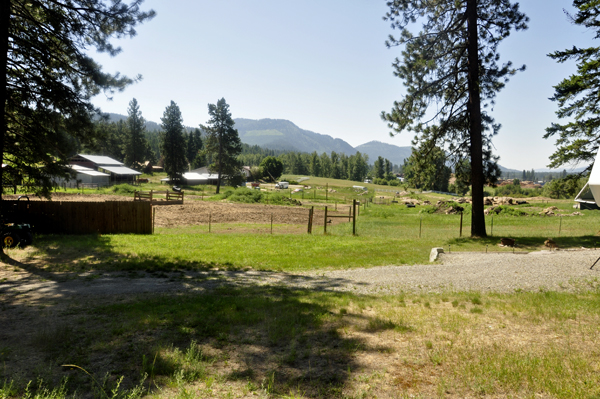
[134, 190, 184, 205]
[2, 200, 152, 234]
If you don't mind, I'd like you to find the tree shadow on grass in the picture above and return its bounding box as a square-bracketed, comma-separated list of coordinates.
[1, 285, 403, 398]
[446, 235, 600, 251]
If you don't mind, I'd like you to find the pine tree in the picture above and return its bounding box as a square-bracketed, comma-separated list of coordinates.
[374, 156, 385, 179]
[2, 0, 154, 198]
[309, 152, 321, 177]
[124, 98, 148, 170]
[186, 128, 203, 166]
[545, 0, 600, 172]
[381, 0, 527, 237]
[160, 101, 187, 182]
[203, 98, 242, 194]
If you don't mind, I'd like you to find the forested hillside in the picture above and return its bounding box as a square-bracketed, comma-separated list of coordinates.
[234, 118, 357, 155]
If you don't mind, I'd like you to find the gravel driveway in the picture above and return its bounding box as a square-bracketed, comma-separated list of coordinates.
[2, 249, 600, 303]
[297, 249, 600, 294]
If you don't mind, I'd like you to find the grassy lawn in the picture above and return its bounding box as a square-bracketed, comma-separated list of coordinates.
[2, 285, 600, 398]
[13, 194, 600, 273]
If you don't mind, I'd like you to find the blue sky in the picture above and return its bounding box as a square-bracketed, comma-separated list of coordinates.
[91, 0, 595, 171]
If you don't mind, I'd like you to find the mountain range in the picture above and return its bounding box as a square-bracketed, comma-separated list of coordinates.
[233, 118, 413, 166]
[106, 113, 414, 166]
[105, 113, 566, 171]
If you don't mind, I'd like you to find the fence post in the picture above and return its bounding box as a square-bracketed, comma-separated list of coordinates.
[152, 207, 156, 234]
[352, 199, 357, 236]
[326, 183, 328, 202]
[559, 215, 562, 236]
[491, 215, 494, 236]
[209, 212, 212, 233]
[324, 206, 328, 234]
[307, 206, 314, 234]
[419, 213, 422, 238]
[459, 212, 463, 237]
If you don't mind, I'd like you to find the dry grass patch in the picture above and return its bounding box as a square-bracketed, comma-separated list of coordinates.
[1, 285, 600, 398]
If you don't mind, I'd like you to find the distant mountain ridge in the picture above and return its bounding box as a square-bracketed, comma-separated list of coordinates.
[233, 118, 414, 166]
[354, 141, 412, 166]
[103, 113, 413, 166]
[233, 118, 357, 155]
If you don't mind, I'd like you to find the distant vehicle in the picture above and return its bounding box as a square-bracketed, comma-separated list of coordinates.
[251, 182, 260, 190]
[364, 179, 372, 184]
[353, 185, 368, 191]
[276, 181, 289, 189]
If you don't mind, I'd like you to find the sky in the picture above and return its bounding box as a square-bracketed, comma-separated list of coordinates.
[90, 0, 596, 171]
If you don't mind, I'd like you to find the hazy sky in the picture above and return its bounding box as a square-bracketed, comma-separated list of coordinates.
[91, 0, 595, 171]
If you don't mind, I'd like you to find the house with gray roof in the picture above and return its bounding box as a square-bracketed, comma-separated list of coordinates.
[70, 154, 141, 185]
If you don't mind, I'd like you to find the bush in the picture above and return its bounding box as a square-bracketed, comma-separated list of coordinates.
[215, 187, 262, 203]
[494, 184, 542, 198]
[493, 205, 530, 216]
[111, 184, 138, 194]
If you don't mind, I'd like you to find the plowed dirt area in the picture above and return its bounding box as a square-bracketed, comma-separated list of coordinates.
[4, 193, 351, 229]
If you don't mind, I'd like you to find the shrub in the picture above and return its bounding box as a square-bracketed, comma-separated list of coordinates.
[111, 184, 138, 194]
[227, 187, 263, 203]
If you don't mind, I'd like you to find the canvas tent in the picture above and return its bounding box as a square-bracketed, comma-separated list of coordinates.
[575, 183, 600, 210]
[575, 149, 600, 210]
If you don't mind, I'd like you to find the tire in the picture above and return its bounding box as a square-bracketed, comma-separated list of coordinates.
[2, 232, 21, 248]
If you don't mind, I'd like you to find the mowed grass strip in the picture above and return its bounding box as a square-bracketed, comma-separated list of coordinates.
[4, 288, 600, 398]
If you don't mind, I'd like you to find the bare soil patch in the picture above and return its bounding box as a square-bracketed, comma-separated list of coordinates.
[4, 193, 352, 229]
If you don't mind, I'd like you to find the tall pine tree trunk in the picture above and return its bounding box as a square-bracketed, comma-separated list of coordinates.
[0, 0, 9, 202]
[466, 0, 487, 237]
[216, 130, 223, 194]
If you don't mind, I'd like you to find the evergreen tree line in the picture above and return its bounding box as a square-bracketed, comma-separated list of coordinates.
[501, 169, 570, 183]
[83, 99, 208, 173]
[240, 148, 403, 184]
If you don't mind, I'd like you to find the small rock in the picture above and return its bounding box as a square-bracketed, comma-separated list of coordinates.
[429, 247, 444, 262]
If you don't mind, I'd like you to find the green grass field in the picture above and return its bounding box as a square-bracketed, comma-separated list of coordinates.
[15, 190, 599, 274]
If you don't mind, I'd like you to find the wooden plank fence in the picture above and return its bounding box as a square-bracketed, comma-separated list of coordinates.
[134, 190, 184, 205]
[2, 201, 152, 234]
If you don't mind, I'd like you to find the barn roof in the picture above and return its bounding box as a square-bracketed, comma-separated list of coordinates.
[100, 166, 142, 176]
[74, 154, 124, 166]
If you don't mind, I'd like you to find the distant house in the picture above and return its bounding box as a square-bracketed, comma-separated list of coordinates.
[242, 166, 252, 179]
[161, 167, 220, 185]
[70, 154, 141, 184]
[160, 166, 249, 186]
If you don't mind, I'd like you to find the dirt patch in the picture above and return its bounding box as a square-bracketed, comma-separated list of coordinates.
[4, 193, 352, 229]
[153, 201, 350, 228]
